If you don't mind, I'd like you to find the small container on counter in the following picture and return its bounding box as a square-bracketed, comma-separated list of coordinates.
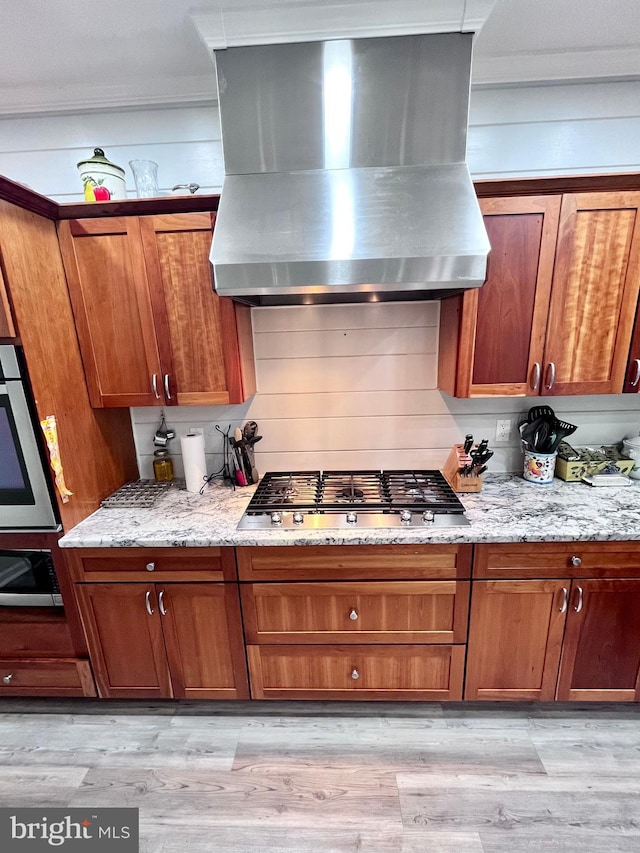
[77, 148, 127, 200]
[153, 449, 174, 482]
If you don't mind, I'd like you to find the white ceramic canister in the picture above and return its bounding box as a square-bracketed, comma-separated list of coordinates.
[77, 148, 127, 201]
[622, 436, 640, 480]
[523, 449, 557, 485]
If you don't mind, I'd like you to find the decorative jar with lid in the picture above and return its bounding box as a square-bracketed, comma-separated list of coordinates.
[77, 148, 127, 201]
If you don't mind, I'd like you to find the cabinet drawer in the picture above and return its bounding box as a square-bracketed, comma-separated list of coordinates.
[242, 581, 469, 644]
[67, 547, 237, 582]
[237, 544, 471, 581]
[474, 542, 640, 579]
[247, 645, 464, 700]
[0, 658, 96, 696]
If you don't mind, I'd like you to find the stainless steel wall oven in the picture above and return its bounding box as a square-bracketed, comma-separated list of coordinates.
[0, 345, 58, 530]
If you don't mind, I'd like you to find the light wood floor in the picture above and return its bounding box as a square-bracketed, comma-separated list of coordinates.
[1, 700, 639, 852]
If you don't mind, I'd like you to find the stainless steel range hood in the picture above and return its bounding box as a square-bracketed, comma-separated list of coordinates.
[210, 32, 489, 306]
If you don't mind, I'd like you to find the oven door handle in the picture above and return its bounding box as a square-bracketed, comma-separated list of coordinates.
[0, 592, 60, 607]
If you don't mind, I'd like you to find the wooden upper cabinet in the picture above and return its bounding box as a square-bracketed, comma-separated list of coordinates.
[439, 190, 640, 398]
[0, 263, 17, 337]
[58, 212, 256, 408]
[438, 195, 561, 397]
[544, 192, 640, 396]
[58, 217, 164, 407]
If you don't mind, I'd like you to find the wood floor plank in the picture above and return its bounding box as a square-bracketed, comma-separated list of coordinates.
[0, 766, 89, 807]
[68, 767, 402, 829]
[233, 724, 545, 775]
[530, 727, 640, 777]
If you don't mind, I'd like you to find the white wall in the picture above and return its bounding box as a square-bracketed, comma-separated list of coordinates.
[132, 302, 640, 479]
[3, 79, 640, 478]
[2, 79, 640, 201]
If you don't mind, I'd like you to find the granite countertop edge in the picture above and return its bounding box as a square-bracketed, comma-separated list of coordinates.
[58, 473, 640, 548]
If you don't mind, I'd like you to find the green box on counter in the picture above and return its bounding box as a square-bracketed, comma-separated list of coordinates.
[555, 453, 634, 481]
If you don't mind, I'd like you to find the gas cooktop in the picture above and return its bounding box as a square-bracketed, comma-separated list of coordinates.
[237, 470, 469, 529]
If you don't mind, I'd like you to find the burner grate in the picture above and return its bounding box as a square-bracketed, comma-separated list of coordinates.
[245, 469, 465, 516]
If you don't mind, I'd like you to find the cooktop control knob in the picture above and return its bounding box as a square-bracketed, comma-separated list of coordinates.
[293, 512, 304, 525]
[346, 512, 358, 525]
[400, 510, 412, 524]
[270, 511, 282, 525]
[422, 510, 435, 523]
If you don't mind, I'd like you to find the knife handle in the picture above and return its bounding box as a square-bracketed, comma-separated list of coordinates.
[463, 434, 473, 454]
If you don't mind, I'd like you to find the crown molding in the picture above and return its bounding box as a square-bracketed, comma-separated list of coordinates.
[192, 0, 497, 50]
[472, 46, 640, 87]
[0, 75, 216, 117]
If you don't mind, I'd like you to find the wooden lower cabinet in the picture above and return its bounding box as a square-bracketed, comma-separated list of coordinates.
[465, 580, 568, 701]
[0, 659, 95, 697]
[247, 645, 465, 701]
[556, 580, 640, 702]
[76, 583, 248, 699]
[467, 545, 640, 702]
[241, 581, 470, 645]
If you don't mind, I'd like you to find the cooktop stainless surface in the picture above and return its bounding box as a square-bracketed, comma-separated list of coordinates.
[238, 470, 469, 529]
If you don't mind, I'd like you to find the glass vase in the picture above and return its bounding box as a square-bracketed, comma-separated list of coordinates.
[129, 159, 159, 198]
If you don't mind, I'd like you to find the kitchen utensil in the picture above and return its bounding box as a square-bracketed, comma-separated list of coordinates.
[528, 405, 555, 423]
[520, 417, 547, 451]
[463, 434, 473, 454]
[154, 413, 175, 447]
[542, 418, 578, 454]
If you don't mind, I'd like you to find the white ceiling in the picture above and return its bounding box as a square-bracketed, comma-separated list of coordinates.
[0, 0, 638, 115]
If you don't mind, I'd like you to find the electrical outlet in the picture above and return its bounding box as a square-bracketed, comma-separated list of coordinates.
[495, 419, 512, 443]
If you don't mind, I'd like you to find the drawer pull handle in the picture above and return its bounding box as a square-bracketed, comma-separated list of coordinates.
[349, 609, 358, 621]
[2, 674, 13, 684]
[631, 358, 640, 388]
[559, 587, 568, 613]
[530, 362, 541, 391]
[152, 373, 161, 400]
[146, 562, 156, 572]
[351, 669, 360, 680]
[545, 361, 556, 390]
[570, 555, 581, 567]
[158, 590, 167, 616]
[574, 585, 584, 613]
[145, 590, 154, 616]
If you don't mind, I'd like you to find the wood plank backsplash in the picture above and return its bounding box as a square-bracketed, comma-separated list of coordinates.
[131, 302, 640, 480]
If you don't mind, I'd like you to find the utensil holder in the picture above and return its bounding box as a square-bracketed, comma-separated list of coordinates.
[442, 444, 483, 493]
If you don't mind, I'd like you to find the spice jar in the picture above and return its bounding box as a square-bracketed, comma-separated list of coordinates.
[153, 449, 174, 482]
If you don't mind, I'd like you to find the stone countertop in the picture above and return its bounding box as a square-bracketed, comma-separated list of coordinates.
[58, 473, 640, 548]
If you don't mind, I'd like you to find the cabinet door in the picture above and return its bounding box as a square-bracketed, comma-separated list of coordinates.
[0, 263, 16, 337]
[543, 192, 640, 395]
[140, 213, 253, 405]
[76, 584, 172, 698]
[159, 584, 249, 699]
[438, 196, 560, 397]
[465, 580, 568, 701]
[58, 218, 164, 407]
[557, 580, 640, 701]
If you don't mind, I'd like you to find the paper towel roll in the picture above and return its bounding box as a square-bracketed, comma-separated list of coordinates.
[180, 431, 207, 493]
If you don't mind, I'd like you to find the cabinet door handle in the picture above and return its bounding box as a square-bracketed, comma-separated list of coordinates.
[158, 590, 167, 616]
[163, 374, 172, 401]
[545, 362, 556, 390]
[349, 609, 358, 621]
[151, 374, 161, 400]
[2, 673, 13, 684]
[530, 362, 541, 391]
[559, 587, 568, 613]
[145, 590, 154, 616]
[630, 359, 640, 388]
[351, 669, 360, 680]
[573, 585, 583, 613]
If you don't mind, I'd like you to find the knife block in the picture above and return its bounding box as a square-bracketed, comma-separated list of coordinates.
[442, 444, 483, 493]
